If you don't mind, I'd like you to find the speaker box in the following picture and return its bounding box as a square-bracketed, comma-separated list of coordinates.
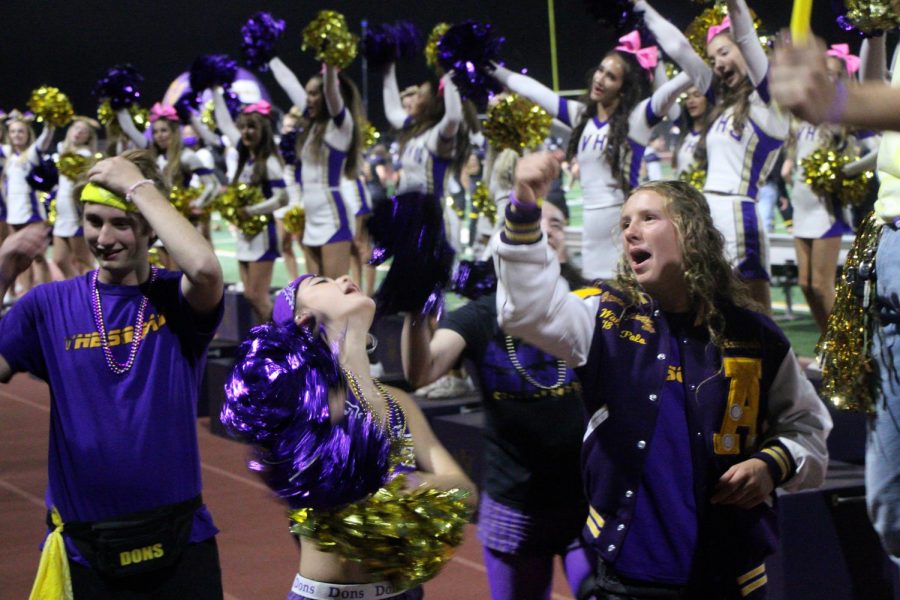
[197, 341, 238, 418]
[217, 288, 254, 344]
[370, 314, 407, 387]
[206, 356, 240, 439]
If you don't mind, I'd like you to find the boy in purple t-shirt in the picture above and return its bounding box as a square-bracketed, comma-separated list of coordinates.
[0, 150, 225, 598]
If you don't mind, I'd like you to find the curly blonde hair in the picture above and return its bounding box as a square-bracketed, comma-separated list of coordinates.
[612, 180, 757, 351]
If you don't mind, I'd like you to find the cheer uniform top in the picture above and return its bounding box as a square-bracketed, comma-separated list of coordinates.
[235, 156, 285, 262]
[54, 146, 92, 238]
[3, 129, 51, 226]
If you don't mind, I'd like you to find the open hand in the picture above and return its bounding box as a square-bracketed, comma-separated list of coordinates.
[711, 458, 775, 509]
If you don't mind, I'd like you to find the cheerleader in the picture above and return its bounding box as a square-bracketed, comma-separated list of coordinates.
[53, 117, 99, 278]
[277, 106, 304, 281]
[489, 33, 691, 280]
[2, 111, 55, 292]
[224, 273, 476, 599]
[636, 0, 789, 309]
[672, 88, 710, 178]
[342, 170, 376, 297]
[214, 92, 287, 321]
[268, 57, 364, 280]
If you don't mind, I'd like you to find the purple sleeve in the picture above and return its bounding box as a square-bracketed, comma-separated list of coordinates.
[0, 288, 47, 379]
[332, 107, 347, 128]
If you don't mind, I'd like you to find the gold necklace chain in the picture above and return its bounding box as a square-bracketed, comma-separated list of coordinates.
[341, 368, 407, 437]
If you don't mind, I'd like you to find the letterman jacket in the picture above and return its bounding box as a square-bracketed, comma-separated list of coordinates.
[490, 202, 832, 593]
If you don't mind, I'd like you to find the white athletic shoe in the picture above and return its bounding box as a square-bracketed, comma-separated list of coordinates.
[426, 375, 476, 399]
[369, 361, 384, 378]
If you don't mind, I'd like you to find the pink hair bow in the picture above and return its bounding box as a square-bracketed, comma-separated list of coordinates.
[149, 102, 178, 123]
[242, 100, 272, 116]
[826, 44, 861, 76]
[706, 16, 732, 45]
[615, 31, 658, 72]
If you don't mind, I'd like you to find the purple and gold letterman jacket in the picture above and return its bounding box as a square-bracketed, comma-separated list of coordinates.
[491, 202, 832, 591]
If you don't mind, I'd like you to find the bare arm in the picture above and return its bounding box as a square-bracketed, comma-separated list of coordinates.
[0, 223, 50, 301]
[860, 36, 887, 82]
[213, 87, 241, 146]
[401, 316, 467, 389]
[87, 157, 224, 314]
[269, 56, 308, 112]
[115, 109, 149, 149]
[323, 64, 344, 118]
[382, 63, 408, 130]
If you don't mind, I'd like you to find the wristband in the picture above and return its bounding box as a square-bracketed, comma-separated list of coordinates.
[125, 179, 154, 203]
[825, 80, 848, 124]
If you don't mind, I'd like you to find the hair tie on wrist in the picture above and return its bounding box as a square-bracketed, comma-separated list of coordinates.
[125, 179, 154, 203]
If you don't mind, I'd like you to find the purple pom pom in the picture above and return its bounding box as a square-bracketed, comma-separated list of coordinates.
[279, 129, 299, 166]
[92, 64, 144, 110]
[174, 91, 199, 123]
[222, 323, 392, 510]
[368, 191, 455, 317]
[241, 11, 286, 72]
[27, 154, 59, 192]
[436, 21, 506, 107]
[451, 260, 497, 300]
[583, 0, 655, 43]
[190, 54, 238, 93]
[363, 21, 424, 69]
[391, 21, 423, 61]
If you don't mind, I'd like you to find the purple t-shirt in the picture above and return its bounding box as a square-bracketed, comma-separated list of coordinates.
[0, 269, 223, 558]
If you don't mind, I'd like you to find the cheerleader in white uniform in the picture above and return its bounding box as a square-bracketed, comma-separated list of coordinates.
[636, 0, 789, 309]
[490, 34, 692, 280]
[342, 171, 376, 296]
[672, 88, 710, 178]
[53, 117, 99, 277]
[276, 107, 304, 281]
[782, 41, 882, 332]
[214, 94, 287, 321]
[268, 57, 364, 279]
[2, 112, 54, 292]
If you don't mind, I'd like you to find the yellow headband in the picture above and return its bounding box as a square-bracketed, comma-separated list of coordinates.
[80, 182, 137, 213]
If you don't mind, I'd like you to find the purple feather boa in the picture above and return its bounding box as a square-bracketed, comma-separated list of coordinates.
[92, 64, 144, 110]
[436, 21, 505, 107]
[451, 259, 497, 300]
[368, 191, 455, 317]
[363, 20, 423, 69]
[241, 12, 286, 72]
[190, 54, 238, 93]
[222, 323, 392, 510]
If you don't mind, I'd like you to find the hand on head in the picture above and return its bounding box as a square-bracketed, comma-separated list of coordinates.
[513, 151, 560, 206]
[771, 33, 834, 125]
[86, 156, 147, 198]
[0, 223, 51, 288]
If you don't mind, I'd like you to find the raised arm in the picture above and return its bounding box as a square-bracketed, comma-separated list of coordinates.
[727, 0, 768, 87]
[0, 222, 50, 303]
[323, 64, 344, 118]
[491, 153, 598, 366]
[635, 0, 714, 93]
[213, 87, 241, 146]
[87, 156, 224, 314]
[491, 64, 582, 128]
[401, 315, 467, 389]
[860, 36, 887, 82]
[382, 63, 408, 130]
[268, 56, 308, 113]
[436, 72, 462, 141]
[115, 109, 150, 149]
[190, 114, 222, 149]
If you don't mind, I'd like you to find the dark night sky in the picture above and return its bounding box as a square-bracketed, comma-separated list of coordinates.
[0, 1, 891, 131]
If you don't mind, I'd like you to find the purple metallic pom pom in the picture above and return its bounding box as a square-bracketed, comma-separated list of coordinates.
[174, 91, 199, 123]
[190, 54, 238, 93]
[92, 64, 144, 110]
[368, 191, 455, 317]
[436, 21, 506, 107]
[221, 323, 392, 510]
[829, 0, 882, 36]
[363, 21, 423, 69]
[279, 129, 299, 166]
[241, 11, 286, 72]
[223, 89, 243, 118]
[583, 0, 655, 43]
[451, 260, 497, 300]
[27, 155, 59, 192]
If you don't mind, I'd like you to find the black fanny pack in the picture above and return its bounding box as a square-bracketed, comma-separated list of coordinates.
[590, 561, 684, 600]
[55, 495, 201, 578]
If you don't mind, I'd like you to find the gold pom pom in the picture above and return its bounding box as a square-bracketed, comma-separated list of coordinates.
[664, 61, 681, 81]
[200, 100, 217, 132]
[214, 183, 269, 237]
[282, 205, 306, 235]
[679, 164, 707, 191]
[97, 102, 148, 132]
[685, 4, 766, 61]
[289, 474, 472, 590]
[483, 93, 553, 154]
[97, 101, 115, 127]
[844, 0, 900, 34]
[362, 121, 381, 150]
[301, 10, 359, 69]
[28, 86, 74, 128]
[43, 194, 56, 227]
[57, 152, 102, 181]
[801, 148, 874, 207]
[425, 23, 451, 70]
[148, 247, 165, 269]
[169, 185, 203, 219]
[471, 181, 496, 225]
[817, 211, 883, 413]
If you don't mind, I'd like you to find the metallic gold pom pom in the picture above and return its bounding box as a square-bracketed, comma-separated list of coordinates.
[362, 121, 381, 150]
[801, 148, 874, 207]
[678, 163, 707, 191]
[97, 101, 149, 132]
[425, 23, 451, 70]
[56, 152, 102, 181]
[685, 4, 765, 61]
[289, 474, 472, 590]
[214, 183, 269, 237]
[471, 181, 496, 225]
[43, 194, 56, 227]
[301, 10, 359, 69]
[28, 86, 74, 128]
[148, 247, 165, 269]
[169, 185, 203, 219]
[282, 205, 306, 235]
[844, 0, 900, 33]
[483, 93, 552, 154]
[817, 211, 883, 413]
